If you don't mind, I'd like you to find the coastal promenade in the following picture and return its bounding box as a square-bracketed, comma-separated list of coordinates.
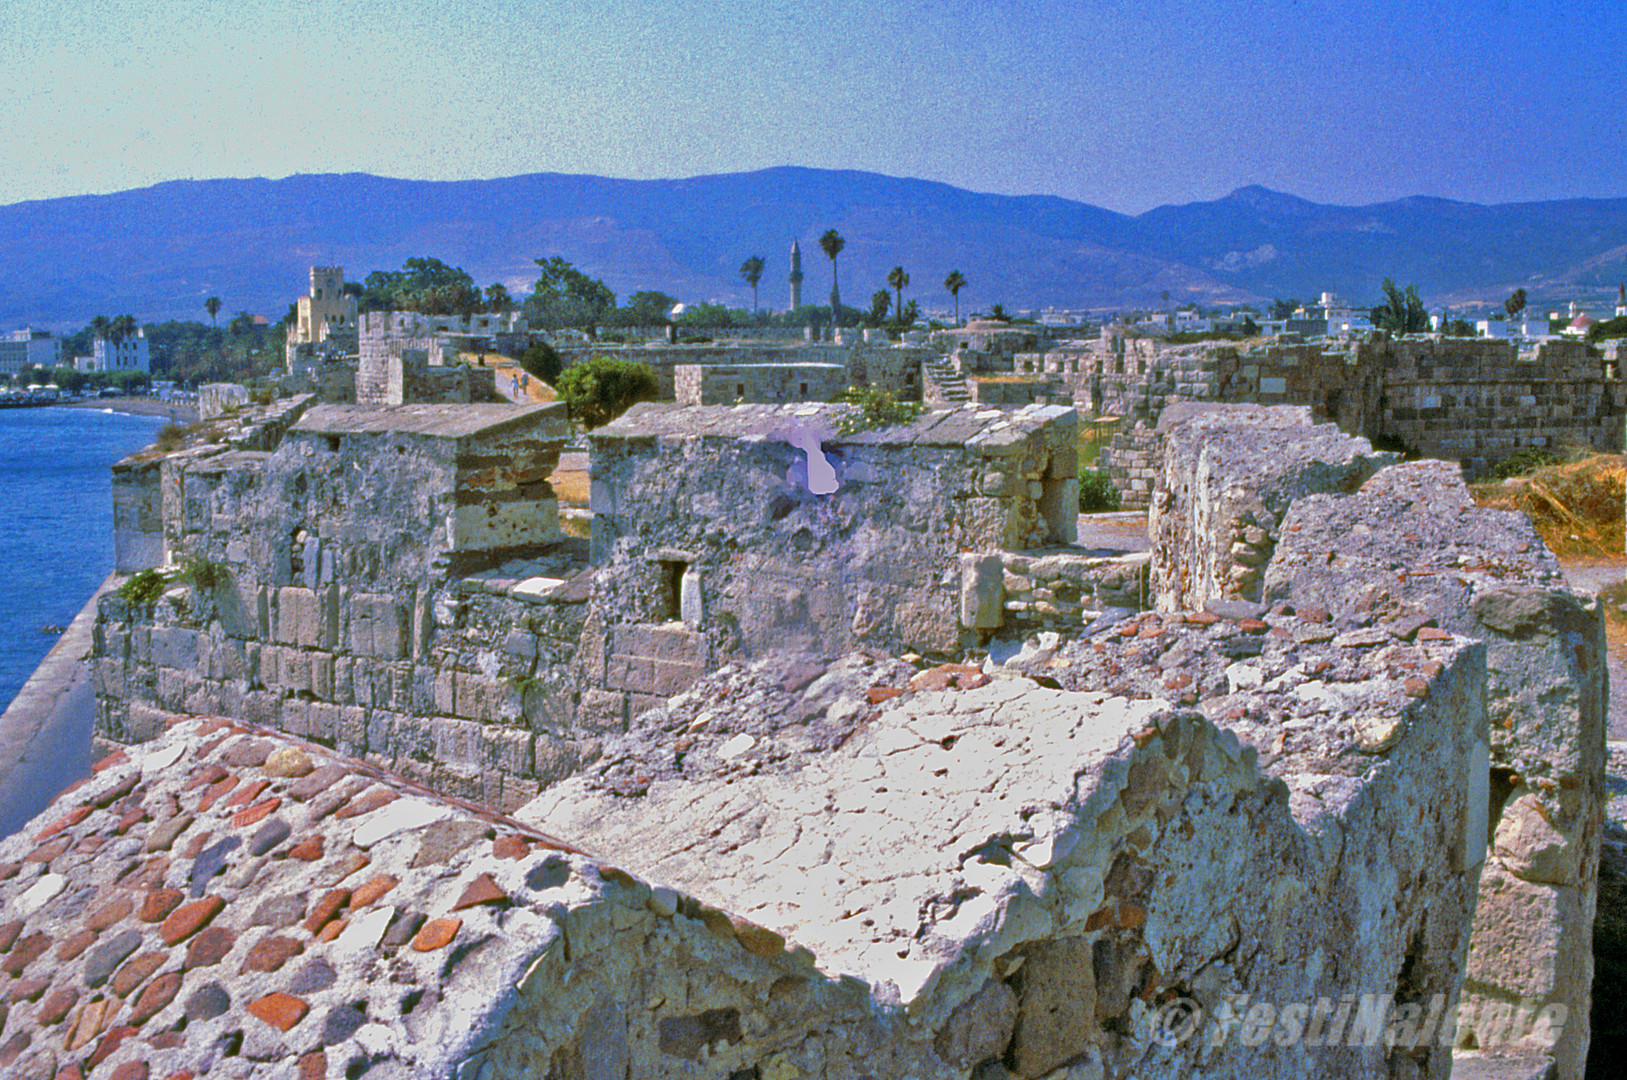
[0, 578, 107, 838]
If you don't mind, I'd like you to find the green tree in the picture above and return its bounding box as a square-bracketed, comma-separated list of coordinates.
[739, 255, 765, 317]
[819, 229, 846, 315]
[1269, 297, 1300, 320]
[228, 311, 255, 338]
[886, 266, 910, 326]
[89, 315, 111, 342]
[516, 341, 563, 385]
[900, 299, 920, 327]
[204, 296, 222, 326]
[362, 258, 481, 315]
[989, 303, 1011, 323]
[624, 291, 677, 325]
[111, 314, 139, 342]
[524, 256, 616, 332]
[485, 282, 513, 314]
[1504, 287, 1528, 320]
[868, 289, 892, 327]
[943, 270, 967, 324]
[1370, 278, 1430, 334]
[556, 356, 658, 430]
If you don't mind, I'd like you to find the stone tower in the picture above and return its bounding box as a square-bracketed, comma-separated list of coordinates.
[788, 239, 804, 311]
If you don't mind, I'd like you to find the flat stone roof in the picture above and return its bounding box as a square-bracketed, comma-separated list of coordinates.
[292, 403, 567, 440]
[590, 401, 1075, 448]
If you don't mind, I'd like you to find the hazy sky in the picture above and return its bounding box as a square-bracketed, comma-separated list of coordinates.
[3, 0, 1622, 214]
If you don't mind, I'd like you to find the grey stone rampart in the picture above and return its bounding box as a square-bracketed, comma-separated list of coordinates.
[1149, 405, 1398, 612]
[673, 361, 847, 405]
[1264, 458, 1605, 1077]
[197, 382, 250, 419]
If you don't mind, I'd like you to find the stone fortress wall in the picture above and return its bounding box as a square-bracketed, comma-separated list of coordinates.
[82, 385, 1609, 1077]
[1089, 334, 1623, 507]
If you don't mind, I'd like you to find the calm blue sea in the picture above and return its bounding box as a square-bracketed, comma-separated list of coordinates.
[0, 407, 166, 714]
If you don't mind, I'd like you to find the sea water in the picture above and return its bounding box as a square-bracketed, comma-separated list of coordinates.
[0, 407, 166, 714]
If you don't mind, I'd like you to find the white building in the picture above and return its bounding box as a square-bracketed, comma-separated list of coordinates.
[0, 328, 61, 376]
[79, 330, 150, 373]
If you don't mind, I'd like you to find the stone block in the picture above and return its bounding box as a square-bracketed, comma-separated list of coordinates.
[1010, 937, 1099, 1078]
[578, 689, 626, 735]
[1494, 789, 1582, 885]
[605, 624, 705, 696]
[960, 553, 1005, 630]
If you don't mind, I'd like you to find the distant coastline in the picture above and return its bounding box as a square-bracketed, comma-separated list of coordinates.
[56, 396, 198, 424]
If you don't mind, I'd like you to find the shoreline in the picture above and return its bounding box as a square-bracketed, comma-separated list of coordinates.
[55, 397, 198, 423]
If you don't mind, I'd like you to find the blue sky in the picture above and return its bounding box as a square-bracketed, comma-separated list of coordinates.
[3, 0, 1622, 213]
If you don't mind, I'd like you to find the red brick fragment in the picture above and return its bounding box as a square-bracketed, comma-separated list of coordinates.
[334, 786, 397, 820]
[139, 888, 184, 923]
[224, 778, 270, 810]
[128, 970, 183, 1026]
[183, 763, 228, 792]
[26, 834, 73, 863]
[412, 917, 462, 951]
[0, 932, 51, 976]
[0, 1031, 32, 1068]
[110, 1067, 150, 1080]
[1418, 626, 1453, 641]
[57, 1065, 86, 1080]
[183, 925, 236, 969]
[451, 873, 507, 911]
[55, 928, 97, 962]
[316, 917, 347, 943]
[66, 996, 108, 1050]
[491, 834, 528, 859]
[1237, 618, 1270, 634]
[7, 977, 48, 1002]
[86, 894, 134, 932]
[94, 771, 141, 807]
[36, 986, 77, 1025]
[116, 806, 149, 835]
[288, 836, 324, 861]
[299, 1051, 328, 1080]
[159, 895, 225, 946]
[247, 991, 309, 1032]
[303, 889, 351, 935]
[196, 775, 239, 813]
[231, 797, 281, 828]
[93, 749, 129, 772]
[350, 874, 398, 909]
[866, 686, 904, 704]
[0, 919, 20, 951]
[88, 1025, 139, 1069]
[242, 934, 303, 973]
[149, 1031, 184, 1049]
[110, 951, 165, 998]
[35, 804, 94, 841]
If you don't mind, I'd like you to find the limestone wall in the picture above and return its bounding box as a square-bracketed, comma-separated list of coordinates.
[586, 404, 1080, 669]
[197, 382, 250, 419]
[560, 342, 932, 401]
[958, 549, 1149, 634]
[966, 375, 1065, 406]
[672, 361, 847, 405]
[1264, 459, 1605, 1077]
[1149, 405, 1398, 611]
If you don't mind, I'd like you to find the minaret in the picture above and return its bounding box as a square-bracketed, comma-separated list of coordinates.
[1617, 283, 1625, 318]
[788, 239, 804, 311]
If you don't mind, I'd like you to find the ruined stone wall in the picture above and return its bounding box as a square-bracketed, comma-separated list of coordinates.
[197, 382, 250, 419]
[559, 342, 931, 401]
[1095, 336, 1620, 505]
[1150, 405, 1398, 611]
[1264, 458, 1605, 1077]
[958, 549, 1149, 635]
[584, 404, 1080, 691]
[966, 374, 1065, 406]
[94, 403, 582, 810]
[672, 362, 848, 405]
[1101, 421, 1162, 510]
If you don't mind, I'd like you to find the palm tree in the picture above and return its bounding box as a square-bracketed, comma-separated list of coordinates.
[205, 296, 222, 327]
[485, 283, 513, 314]
[886, 267, 910, 326]
[944, 270, 967, 325]
[89, 315, 111, 341]
[111, 314, 138, 343]
[819, 229, 845, 321]
[739, 256, 765, 317]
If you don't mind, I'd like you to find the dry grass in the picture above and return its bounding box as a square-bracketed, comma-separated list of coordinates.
[552, 468, 590, 508]
[1471, 452, 1626, 560]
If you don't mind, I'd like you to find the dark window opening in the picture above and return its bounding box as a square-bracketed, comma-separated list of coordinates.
[799, 382, 809, 396]
[659, 559, 687, 621]
[736, 383, 745, 398]
[326, 436, 341, 451]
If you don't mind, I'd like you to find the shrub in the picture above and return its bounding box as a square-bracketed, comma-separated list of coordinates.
[516, 342, 563, 385]
[175, 555, 227, 592]
[116, 569, 167, 607]
[833, 386, 923, 436]
[556, 356, 659, 429]
[1492, 447, 1561, 480]
[1079, 467, 1121, 513]
[153, 423, 188, 452]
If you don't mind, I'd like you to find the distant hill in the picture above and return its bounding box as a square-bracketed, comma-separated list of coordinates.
[1, 167, 1625, 329]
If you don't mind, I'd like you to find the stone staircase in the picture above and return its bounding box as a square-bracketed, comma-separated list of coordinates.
[922, 355, 970, 405]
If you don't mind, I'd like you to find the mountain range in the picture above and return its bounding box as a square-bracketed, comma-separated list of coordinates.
[2, 167, 1625, 330]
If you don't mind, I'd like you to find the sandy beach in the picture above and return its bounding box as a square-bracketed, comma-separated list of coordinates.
[56, 396, 198, 423]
